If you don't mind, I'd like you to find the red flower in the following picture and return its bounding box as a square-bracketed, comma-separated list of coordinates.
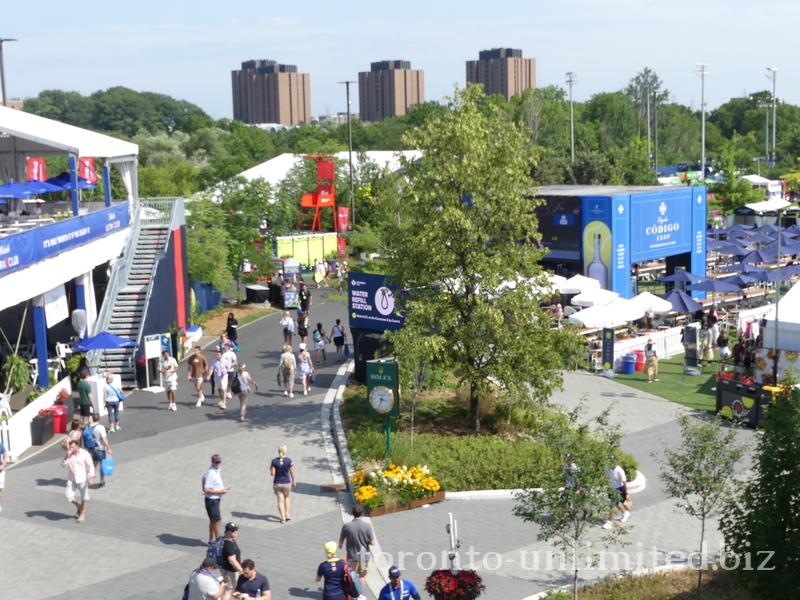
[424, 570, 485, 600]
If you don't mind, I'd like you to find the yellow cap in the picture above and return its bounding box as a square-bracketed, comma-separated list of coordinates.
[324, 541, 337, 555]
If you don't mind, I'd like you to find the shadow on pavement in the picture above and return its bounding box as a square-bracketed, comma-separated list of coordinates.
[26, 510, 74, 521]
[231, 510, 281, 523]
[157, 533, 207, 547]
[36, 477, 67, 488]
[288, 587, 321, 598]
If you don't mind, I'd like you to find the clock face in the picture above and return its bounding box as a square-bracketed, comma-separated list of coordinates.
[369, 386, 395, 414]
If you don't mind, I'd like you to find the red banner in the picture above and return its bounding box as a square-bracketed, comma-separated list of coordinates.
[79, 158, 97, 184]
[27, 157, 46, 181]
[336, 206, 350, 233]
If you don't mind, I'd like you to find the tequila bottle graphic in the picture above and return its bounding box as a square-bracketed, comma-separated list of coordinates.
[587, 233, 608, 290]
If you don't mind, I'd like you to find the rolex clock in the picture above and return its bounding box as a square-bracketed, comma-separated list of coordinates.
[369, 386, 395, 414]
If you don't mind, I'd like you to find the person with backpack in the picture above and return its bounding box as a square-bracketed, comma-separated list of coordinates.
[315, 542, 348, 600]
[297, 311, 309, 345]
[231, 364, 258, 422]
[313, 323, 330, 366]
[377, 566, 421, 600]
[219, 522, 244, 600]
[187, 557, 226, 600]
[331, 319, 347, 362]
[279, 311, 295, 345]
[85, 414, 112, 488]
[339, 504, 375, 593]
[279, 345, 296, 398]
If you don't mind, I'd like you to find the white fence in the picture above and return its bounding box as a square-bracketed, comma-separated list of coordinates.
[612, 326, 686, 371]
[732, 304, 774, 335]
[1, 377, 72, 461]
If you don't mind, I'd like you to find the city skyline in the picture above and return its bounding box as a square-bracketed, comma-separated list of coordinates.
[1, 0, 796, 121]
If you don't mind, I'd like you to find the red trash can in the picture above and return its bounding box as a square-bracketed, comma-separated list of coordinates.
[45, 405, 68, 434]
[633, 350, 646, 372]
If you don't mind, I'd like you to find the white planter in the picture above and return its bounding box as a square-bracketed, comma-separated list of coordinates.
[5, 376, 72, 461]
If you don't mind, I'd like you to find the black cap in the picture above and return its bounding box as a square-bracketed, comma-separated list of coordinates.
[225, 522, 239, 532]
[565, 453, 575, 461]
[202, 557, 217, 568]
[388, 566, 401, 578]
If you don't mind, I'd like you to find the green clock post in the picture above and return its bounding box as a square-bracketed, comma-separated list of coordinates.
[366, 358, 399, 458]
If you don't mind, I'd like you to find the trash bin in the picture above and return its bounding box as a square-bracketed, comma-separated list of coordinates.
[633, 350, 646, 372]
[45, 404, 68, 434]
[620, 354, 637, 375]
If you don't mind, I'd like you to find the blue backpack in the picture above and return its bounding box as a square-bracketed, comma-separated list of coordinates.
[82, 425, 97, 449]
[206, 537, 226, 567]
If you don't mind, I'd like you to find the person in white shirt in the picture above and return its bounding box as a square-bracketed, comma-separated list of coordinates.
[159, 350, 180, 411]
[202, 454, 229, 542]
[188, 557, 227, 600]
[279, 311, 295, 345]
[602, 456, 630, 528]
[222, 343, 238, 402]
[279, 345, 297, 398]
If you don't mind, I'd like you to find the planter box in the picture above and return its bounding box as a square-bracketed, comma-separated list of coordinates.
[30, 413, 54, 446]
[368, 490, 446, 517]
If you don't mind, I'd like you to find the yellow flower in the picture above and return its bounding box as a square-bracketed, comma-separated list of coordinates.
[421, 477, 440, 492]
[354, 485, 378, 502]
[350, 470, 365, 485]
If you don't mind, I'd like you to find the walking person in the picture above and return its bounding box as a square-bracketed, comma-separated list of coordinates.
[298, 282, 312, 317]
[336, 261, 349, 292]
[87, 414, 112, 487]
[203, 454, 230, 542]
[377, 566, 422, 600]
[226, 313, 239, 347]
[270, 444, 296, 523]
[315, 542, 347, 600]
[187, 557, 227, 600]
[339, 504, 375, 592]
[699, 323, 714, 368]
[297, 311, 309, 345]
[61, 440, 94, 522]
[234, 559, 270, 599]
[717, 329, 730, 372]
[103, 373, 123, 432]
[279, 345, 296, 398]
[0, 439, 7, 513]
[602, 456, 630, 529]
[279, 311, 295, 345]
[297, 343, 314, 396]
[188, 346, 210, 408]
[76, 369, 93, 426]
[66, 419, 83, 446]
[331, 319, 347, 362]
[232, 364, 258, 422]
[313, 323, 330, 366]
[208, 350, 232, 410]
[222, 343, 238, 403]
[159, 349, 179, 411]
[644, 337, 659, 383]
[220, 523, 244, 600]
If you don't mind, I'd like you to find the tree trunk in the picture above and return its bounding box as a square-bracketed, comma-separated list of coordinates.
[469, 382, 480, 432]
[697, 518, 705, 596]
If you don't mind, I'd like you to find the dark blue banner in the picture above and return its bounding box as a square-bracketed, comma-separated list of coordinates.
[348, 272, 405, 332]
[0, 204, 130, 277]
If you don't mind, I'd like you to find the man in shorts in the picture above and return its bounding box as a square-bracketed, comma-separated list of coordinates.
[159, 349, 180, 411]
[339, 504, 375, 591]
[88, 414, 112, 487]
[76, 370, 93, 426]
[203, 454, 229, 541]
[0, 439, 8, 512]
[602, 456, 630, 529]
[61, 440, 94, 522]
[188, 346, 209, 408]
[220, 522, 244, 600]
[207, 351, 232, 410]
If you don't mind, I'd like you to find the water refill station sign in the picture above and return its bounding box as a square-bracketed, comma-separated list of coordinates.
[534, 185, 707, 298]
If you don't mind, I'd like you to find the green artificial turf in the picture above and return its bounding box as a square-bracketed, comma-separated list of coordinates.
[612, 353, 718, 413]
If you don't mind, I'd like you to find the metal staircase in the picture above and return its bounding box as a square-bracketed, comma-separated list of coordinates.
[92, 198, 183, 388]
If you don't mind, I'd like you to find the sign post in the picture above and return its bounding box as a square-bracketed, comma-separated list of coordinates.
[366, 358, 399, 458]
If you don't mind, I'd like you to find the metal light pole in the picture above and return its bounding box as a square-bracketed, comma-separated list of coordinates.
[566, 72, 576, 163]
[653, 90, 659, 176]
[338, 80, 356, 229]
[697, 63, 709, 178]
[0, 38, 19, 107]
[646, 88, 651, 163]
[767, 67, 778, 162]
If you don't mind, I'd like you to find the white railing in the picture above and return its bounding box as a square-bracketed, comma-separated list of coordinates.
[3, 377, 72, 461]
[733, 304, 774, 335]
[612, 326, 686, 371]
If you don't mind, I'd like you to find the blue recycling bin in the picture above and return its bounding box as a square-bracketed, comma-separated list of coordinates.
[620, 354, 637, 375]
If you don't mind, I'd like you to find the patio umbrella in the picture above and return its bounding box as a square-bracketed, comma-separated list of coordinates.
[660, 289, 703, 313]
[766, 232, 799, 246]
[718, 263, 768, 272]
[724, 224, 754, 232]
[630, 291, 674, 313]
[763, 240, 800, 255]
[659, 271, 704, 283]
[752, 224, 782, 234]
[23, 179, 64, 194]
[715, 244, 750, 256]
[571, 288, 619, 307]
[742, 234, 774, 244]
[741, 250, 777, 264]
[686, 280, 741, 294]
[558, 274, 601, 295]
[72, 331, 136, 351]
[567, 298, 644, 328]
[0, 181, 34, 198]
[47, 172, 98, 190]
[783, 224, 800, 235]
[781, 264, 800, 275]
[749, 271, 794, 283]
[707, 227, 727, 235]
[726, 230, 754, 239]
[720, 274, 757, 286]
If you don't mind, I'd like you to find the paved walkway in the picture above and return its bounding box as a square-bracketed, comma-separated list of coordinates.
[1, 288, 353, 600]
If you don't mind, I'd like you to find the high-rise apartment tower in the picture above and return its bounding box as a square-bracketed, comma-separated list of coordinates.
[466, 48, 536, 100]
[232, 60, 311, 126]
[358, 60, 424, 122]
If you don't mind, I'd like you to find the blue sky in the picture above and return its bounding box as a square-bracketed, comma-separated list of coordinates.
[2, 0, 797, 120]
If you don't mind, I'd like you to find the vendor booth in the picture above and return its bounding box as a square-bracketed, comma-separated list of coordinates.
[534, 185, 707, 298]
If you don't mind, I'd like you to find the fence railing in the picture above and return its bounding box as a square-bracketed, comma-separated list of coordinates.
[612, 325, 686, 371]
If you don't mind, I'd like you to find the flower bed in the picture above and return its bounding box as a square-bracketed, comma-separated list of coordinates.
[350, 463, 443, 514]
[425, 569, 485, 600]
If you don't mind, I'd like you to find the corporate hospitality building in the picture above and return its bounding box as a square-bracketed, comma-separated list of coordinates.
[466, 48, 536, 101]
[358, 60, 425, 122]
[231, 60, 312, 126]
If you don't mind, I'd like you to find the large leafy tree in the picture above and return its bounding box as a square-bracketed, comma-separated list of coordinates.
[384, 84, 585, 432]
[720, 378, 800, 598]
[185, 195, 233, 292]
[624, 68, 670, 139]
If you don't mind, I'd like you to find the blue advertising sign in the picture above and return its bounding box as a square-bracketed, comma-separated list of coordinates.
[348, 272, 404, 332]
[611, 195, 631, 297]
[0, 204, 130, 278]
[629, 190, 692, 263]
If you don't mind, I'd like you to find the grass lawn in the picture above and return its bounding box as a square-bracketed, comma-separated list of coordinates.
[612, 353, 718, 413]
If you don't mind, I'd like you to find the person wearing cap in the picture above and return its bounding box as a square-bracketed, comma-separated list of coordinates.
[377, 566, 421, 600]
[233, 558, 270, 599]
[203, 454, 230, 541]
[233, 364, 258, 422]
[187, 557, 226, 600]
[562, 453, 580, 491]
[220, 522, 244, 600]
[315, 541, 348, 600]
[296, 343, 314, 396]
[644, 337, 659, 383]
[602, 456, 630, 529]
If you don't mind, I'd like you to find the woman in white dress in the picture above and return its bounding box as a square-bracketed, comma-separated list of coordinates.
[296, 343, 315, 396]
[279, 311, 295, 345]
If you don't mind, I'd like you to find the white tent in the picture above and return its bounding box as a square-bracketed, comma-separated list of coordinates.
[568, 298, 644, 328]
[558, 274, 601, 295]
[0, 105, 139, 200]
[571, 289, 619, 307]
[630, 291, 674, 313]
[763, 280, 800, 351]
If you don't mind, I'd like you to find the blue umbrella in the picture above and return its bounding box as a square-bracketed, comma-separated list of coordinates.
[749, 271, 794, 283]
[661, 289, 703, 313]
[742, 234, 774, 244]
[741, 250, 777, 264]
[707, 240, 733, 251]
[752, 224, 782, 234]
[764, 240, 800, 254]
[725, 224, 754, 232]
[718, 263, 768, 272]
[686, 280, 742, 293]
[23, 179, 64, 194]
[0, 181, 34, 198]
[659, 271, 705, 283]
[47, 172, 98, 190]
[721, 274, 757, 285]
[707, 227, 727, 235]
[784, 224, 800, 235]
[715, 244, 750, 256]
[767, 232, 799, 245]
[72, 331, 136, 351]
[726, 230, 754, 239]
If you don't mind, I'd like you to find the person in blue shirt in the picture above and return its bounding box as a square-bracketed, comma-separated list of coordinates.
[377, 566, 421, 600]
[315, 542, 347, 600]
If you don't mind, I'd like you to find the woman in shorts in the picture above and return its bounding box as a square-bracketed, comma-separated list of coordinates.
[279, 311, 295, 345]
[280, 345, 296, 398]
[331, 319, 346, 362]
[313, 323, 330, 366]
[233, 363, 258, 422]
[270, 444, 296, 524]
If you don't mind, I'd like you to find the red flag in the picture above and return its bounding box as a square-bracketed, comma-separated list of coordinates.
[27, 157, 46, 181]
[79, 158, 97, 184]
[336, 206, 350, 232]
